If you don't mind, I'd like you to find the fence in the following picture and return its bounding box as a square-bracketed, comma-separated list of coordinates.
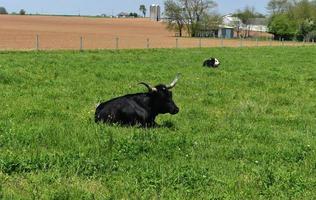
[0, 33, 315, 51]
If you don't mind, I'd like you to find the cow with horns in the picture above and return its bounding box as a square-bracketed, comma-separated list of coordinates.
[95, 74, 180, 127]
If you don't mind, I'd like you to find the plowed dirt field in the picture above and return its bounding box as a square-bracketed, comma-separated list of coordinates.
[0, 15, 307, 50]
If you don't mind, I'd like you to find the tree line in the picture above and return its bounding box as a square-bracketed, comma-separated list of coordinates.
[0, 6, 26, 15]
[267, 0, 316, 41]
[164, 0, 316, 41]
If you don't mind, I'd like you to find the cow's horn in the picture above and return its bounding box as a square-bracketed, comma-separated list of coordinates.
[167, 73, 181, 89]
[139, 82, 157, 92]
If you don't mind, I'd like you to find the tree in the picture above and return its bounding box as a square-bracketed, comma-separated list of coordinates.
[267, 0, 316, 41]
[293, 0, 316, 40]
[266, 0, 290, 15]
[233, 6, 264, 37]
[165, 0, 218, 37]
[181, 0, 218, 37]
[200, 13, 222, 37]
[0, 6, 8, 14]
[292, 0, 313, 20]
[139, 5, 146, 17]
[164, 0, 185, 37]
[268, 13, 297, 40]
[229, 18, 243, 38]
[19, 9, 26, 15]
[129, 12, 138, 18]
[306, 30, 316, 41]
[297, 19, 315, 40]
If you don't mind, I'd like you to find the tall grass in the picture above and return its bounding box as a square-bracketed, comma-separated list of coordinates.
[0, 47, 315, 199]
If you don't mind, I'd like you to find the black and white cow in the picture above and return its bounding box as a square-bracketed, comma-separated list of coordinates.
[95, 74, 180, 127]
[203, 57, 220, 68]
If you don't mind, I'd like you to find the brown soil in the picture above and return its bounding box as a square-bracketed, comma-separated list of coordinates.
[0, 15, 310, 50]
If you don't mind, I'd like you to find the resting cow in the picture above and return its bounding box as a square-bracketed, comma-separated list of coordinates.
[203, 57, 220, 68]
[95, 74, 180, 127]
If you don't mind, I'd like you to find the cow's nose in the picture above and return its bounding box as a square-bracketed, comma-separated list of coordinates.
[172, 107, 179, 114]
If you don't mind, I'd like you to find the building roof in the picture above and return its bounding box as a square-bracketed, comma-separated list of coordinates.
[223, 14, 241, 22]
[222, 14, 242, 27]
[248, 18, 268, 26]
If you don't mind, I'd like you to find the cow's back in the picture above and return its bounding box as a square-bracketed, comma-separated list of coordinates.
[94, 93, 149, 124]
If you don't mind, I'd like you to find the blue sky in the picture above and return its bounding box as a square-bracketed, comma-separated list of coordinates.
[0, 0, 270, 16]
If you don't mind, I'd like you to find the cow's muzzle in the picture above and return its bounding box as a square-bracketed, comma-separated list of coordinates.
[170, 106, 179, 115]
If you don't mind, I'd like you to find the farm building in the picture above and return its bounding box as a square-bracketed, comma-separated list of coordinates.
[218, 25, 235, 38]
[195, 26, 234, 39]
[247, 18, 268, 32]
[150, 4, 161, 21]
[195, 14, 268, 39]
[196, 26, 234, 38]
[117, 12, 130, 18]
[221, 14, 269, 37]
[222, 14, 242, 28]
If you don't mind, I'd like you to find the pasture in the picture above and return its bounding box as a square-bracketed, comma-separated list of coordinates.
[0, 46, 316, 199]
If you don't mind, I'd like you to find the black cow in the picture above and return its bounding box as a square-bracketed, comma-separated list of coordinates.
[203, 57, 220, 68]
[95, 74, 180, 127]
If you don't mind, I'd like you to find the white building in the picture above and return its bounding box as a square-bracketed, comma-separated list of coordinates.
[247, 18, 269, 32]
[150, 4, 161, 21]
[222, 14, 268, 32]
[222, 14, 242, 28]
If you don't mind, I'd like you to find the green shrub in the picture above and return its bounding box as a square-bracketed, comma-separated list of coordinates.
[306, 30, 316, 41]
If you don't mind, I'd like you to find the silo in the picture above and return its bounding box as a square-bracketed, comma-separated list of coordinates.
[150, 4, 160, 21]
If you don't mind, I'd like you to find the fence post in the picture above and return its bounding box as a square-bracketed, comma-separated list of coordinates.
[176, 38, 178, 48]
[116, 37, 119, 49]
[256, 38, 259, 47]
[36, 34, 39, 50]
[279, 38, 281, 46]
[282, 38, 284, 46]
[221, 37, 224, 47]
[80, 36, 83, 51]
[270, 38, 272, 47]
[239, 38, 242, 47]
[146, 38, 150, 48]
[199, 37, 201, 48]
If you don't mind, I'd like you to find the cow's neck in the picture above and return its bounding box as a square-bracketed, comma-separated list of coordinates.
[133, 93, 159, 118]
[146, 94, 160, 118]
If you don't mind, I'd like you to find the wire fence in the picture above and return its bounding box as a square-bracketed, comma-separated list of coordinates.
[0, 33, 315, 51]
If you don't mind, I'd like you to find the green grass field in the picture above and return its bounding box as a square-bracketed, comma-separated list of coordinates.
[0, 47, 316, 199]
